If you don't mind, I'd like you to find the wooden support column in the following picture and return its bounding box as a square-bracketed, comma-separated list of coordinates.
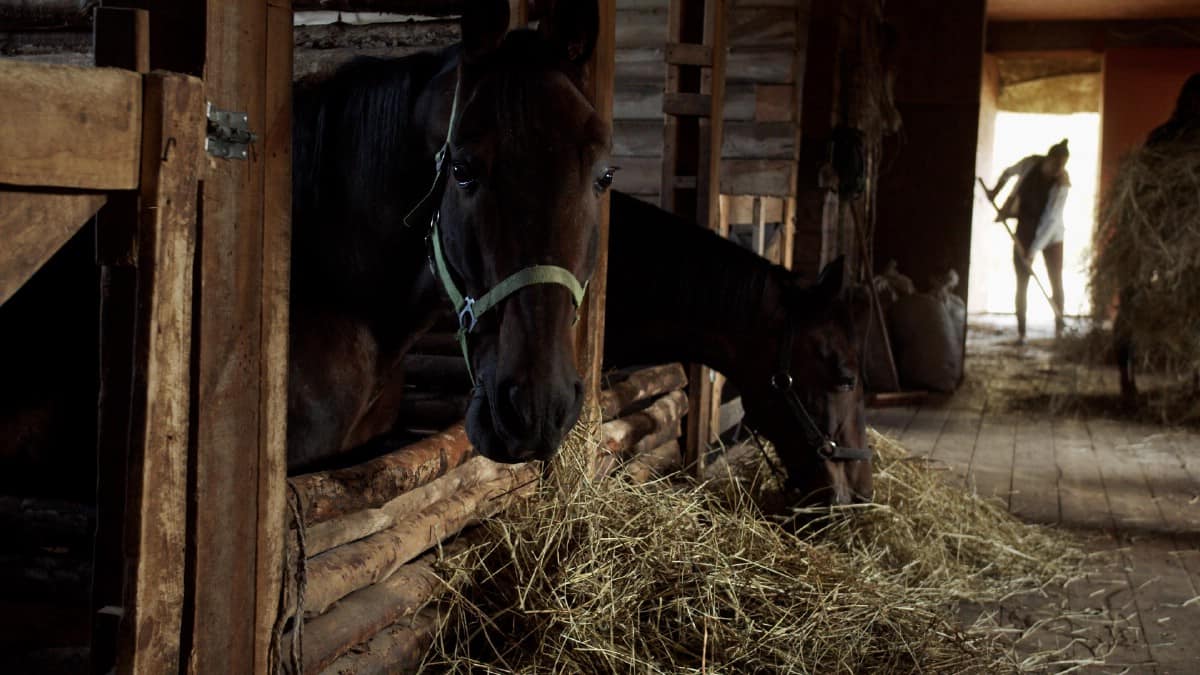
[116, 70, 205, 675]
[185, 0, 291, 672]
[576, 0, 616, 426]
[91, 9, 149, 674]
[662, 0, 726, 475]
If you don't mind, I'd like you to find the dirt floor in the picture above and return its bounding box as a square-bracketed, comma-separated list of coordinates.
[869, 315, 1200, 674]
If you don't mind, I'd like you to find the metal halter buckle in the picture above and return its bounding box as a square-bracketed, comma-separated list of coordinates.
[818, 440, 838, 459]
[458, 297, 478, 333]
[769, 371, 794, 392]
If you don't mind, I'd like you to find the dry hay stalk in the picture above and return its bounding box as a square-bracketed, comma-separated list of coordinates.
[1091, 138, 1200, 382]
[414, 426, 1107, 673]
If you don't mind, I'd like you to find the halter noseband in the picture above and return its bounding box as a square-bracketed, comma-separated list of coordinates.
[770, 319, 873, 463]
[408, 61, 590, 385]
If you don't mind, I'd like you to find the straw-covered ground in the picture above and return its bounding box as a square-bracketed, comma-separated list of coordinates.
[972, 319, 1200, 427]
[1089, 136, 1200, 406]
[419, 422, 1131, 673]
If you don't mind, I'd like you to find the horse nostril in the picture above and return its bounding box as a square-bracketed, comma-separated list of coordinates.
[561, 378, 584, 427]
[498, 380, 531, 436]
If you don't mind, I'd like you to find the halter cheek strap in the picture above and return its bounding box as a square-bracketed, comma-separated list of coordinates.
[412, 60, 590, 385]
[430, 212, 588, 384]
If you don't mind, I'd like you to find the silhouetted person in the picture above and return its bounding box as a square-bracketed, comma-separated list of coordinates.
[985, 139, 1070, 341]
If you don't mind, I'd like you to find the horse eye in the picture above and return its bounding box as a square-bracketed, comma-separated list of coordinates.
[595, 166, 618, 192]
[452, 161, 476, 188]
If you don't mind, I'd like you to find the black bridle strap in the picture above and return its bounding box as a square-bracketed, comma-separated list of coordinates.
[772, 318, 873, 463]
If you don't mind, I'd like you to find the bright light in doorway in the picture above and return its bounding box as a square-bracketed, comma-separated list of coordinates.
[969, 112, 1100, 325]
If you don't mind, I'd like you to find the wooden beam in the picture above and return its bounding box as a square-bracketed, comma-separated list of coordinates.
[293, 0, 467, 12]
[0, 191, 105, 306]
[89, 10, 151, 672]
[0, 61, 142, 190]
[0, 0, 92, 30]
[187, 0, 272, 671]
[256, 2, 293, 674]
[575, 0, 616, 436]
[987, 19, 1200, 53]
[118, 70, 205, 675]
[666, 42, 713, 66]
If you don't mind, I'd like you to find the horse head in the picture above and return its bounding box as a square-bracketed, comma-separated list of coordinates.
[743, 257, 874, 505]
[424, 0, 612, 463]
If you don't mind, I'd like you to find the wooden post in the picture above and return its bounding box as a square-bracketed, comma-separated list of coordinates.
[117, 70, 205, 675]
[575, 0, 615, 438]
[258, 2, 293, 673]
[91, 9, 149, 674]
[186, 0, 290, 671]
[662, 0, 726, 475]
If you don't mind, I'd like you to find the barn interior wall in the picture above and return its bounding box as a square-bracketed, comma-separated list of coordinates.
[966, 53, 999, 316]
[1099, 47, 1200, 193]
[874, 0, 986, 300]
[609, 0, 809, 207]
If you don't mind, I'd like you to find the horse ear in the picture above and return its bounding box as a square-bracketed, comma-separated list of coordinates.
[539, 0, 599, 66]
[462, 0, 510, 63]
[816, 255, 846, 299]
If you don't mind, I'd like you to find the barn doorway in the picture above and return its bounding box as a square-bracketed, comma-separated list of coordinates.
[969, 54, 1103, 337]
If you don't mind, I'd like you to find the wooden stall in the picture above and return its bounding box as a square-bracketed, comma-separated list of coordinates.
[0, 34, 209, 675]
[0, 0, 815, 669]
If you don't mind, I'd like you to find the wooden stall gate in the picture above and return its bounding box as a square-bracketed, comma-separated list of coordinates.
[0, 31, 206, 674]
[4, 0, 292, 672]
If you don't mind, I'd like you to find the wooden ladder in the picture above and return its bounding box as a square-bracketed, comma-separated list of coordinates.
[660, 0, 727, 474]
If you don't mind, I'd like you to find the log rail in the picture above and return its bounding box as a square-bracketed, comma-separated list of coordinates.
[282, 362, 690, 673]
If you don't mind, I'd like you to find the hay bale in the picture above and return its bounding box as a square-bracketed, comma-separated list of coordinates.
[1092, 138, 1200, 380]
[420, 429, 1094, 673]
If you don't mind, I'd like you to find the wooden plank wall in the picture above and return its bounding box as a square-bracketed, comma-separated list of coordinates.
[612, 0, 808, 207]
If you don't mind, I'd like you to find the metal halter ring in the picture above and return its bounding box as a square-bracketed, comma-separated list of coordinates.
[458, 297, 478, 333]
[769, 371, 794, 392]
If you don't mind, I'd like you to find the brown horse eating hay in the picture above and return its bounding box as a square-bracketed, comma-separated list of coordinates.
[288, 0, 612, 470]
[605, 191, 874, 505]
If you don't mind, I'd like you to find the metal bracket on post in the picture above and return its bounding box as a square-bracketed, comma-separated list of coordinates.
[205, 102, 256, 160]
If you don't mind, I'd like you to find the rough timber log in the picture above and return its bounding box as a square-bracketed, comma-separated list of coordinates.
[600, 389, 688, 458]
[289, 423, 474, 526]
[302, 462, 536, 616]
[293, 0, 466, 13]
[599, 363, 688, 420]
[287, 532, 480, 674]
[624, 439, 683, 483]
[300, 455, 503, 557]
[318, 606, 442, 675]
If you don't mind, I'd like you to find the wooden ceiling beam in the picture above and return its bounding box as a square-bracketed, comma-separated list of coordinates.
[988, 19, 1200, 52]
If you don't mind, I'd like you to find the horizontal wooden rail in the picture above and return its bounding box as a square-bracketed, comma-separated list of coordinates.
[0, 61, 142, 190]
[293, 0, 466, 13]
[289, 424, 474, 526]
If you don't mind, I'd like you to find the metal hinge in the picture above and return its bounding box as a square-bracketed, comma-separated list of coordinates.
[205, 102, 256, 160]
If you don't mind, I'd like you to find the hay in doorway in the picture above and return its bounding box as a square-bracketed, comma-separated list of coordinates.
[1091, 137, 1200, 401]
[421, 428, 1111, 673]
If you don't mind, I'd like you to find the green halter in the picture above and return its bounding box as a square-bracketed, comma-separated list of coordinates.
[414, 62, 590, 385]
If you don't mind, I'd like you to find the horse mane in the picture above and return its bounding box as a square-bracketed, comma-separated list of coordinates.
[609, 190, 788, 328]
[292, 48, 453, 235]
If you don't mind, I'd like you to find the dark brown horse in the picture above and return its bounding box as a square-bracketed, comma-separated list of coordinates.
[288, 0, 612, 470]
[605, 191, 873, 505]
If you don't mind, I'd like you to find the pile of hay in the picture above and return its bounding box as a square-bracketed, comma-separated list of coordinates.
[1091, 137, 1200, 382]
[420, 428, 1102, 673]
